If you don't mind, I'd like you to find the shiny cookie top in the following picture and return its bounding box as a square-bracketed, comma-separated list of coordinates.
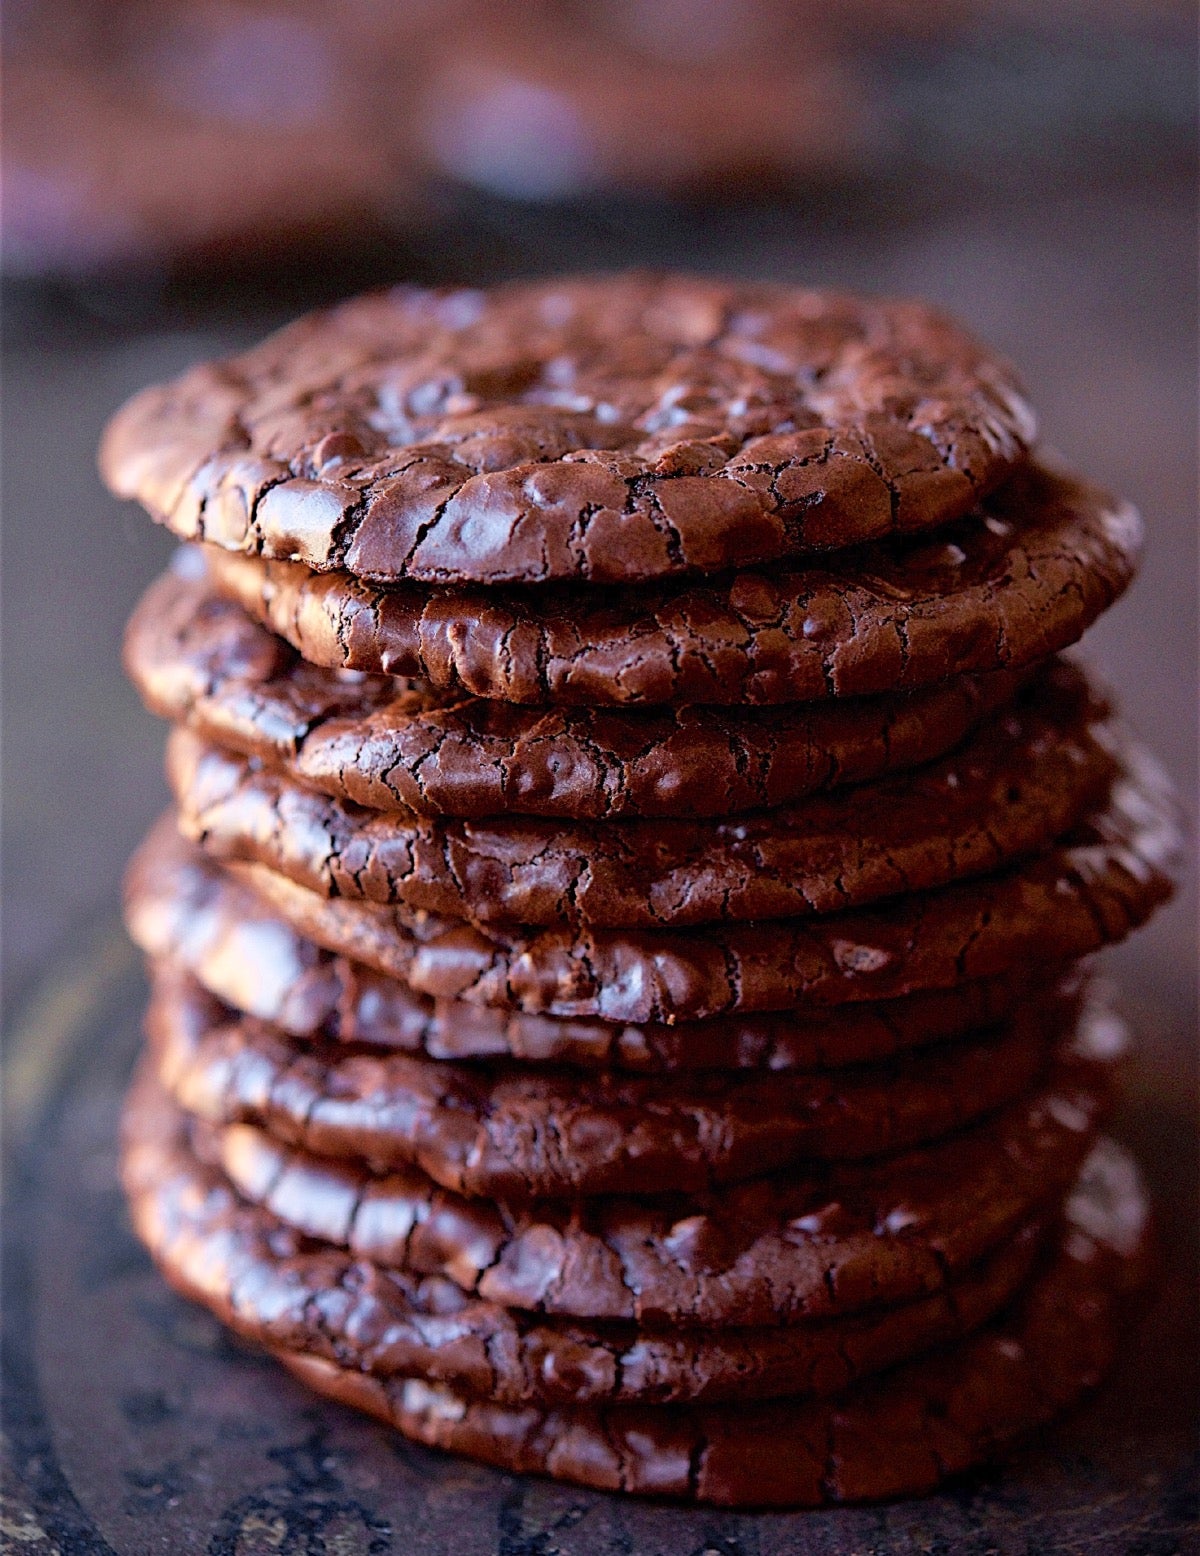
[100, 272, 1036, 584]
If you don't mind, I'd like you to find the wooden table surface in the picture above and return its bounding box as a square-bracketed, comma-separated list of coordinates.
[3, 162, 1196, 1553]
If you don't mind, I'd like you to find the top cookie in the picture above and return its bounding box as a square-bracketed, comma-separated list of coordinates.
[99, 273, 1036, 584]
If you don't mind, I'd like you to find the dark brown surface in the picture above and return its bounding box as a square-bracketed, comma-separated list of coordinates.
[4, 944, 1194, 1549]
[163, 1020, 1117, 1329]
[127, 755, 1175, 1022]
[128, 557, 1030, 821]
[165, 662, 1120, 928]
[99, 275, 1035, 581]
[122, 1064, 1149, 1495]
[124, 799, 1059, 1071]
[199, 463, 1139, 704]
[267, 1155, 1145, 1508]
[124, 1065, 1054, 1408]
[5, 177, 1194, 1023]
[3, 162, 1196, 1547]
[143, 961, 1070, 1199]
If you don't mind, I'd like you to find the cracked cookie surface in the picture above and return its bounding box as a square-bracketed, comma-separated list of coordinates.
[123, 1059, 1146, 1504]
[127, 746, 1176, 1022]
[128, 1019, 1118, 1327]
[165, 662, 1119, 928]
[123, 822, 1047, 1070]
[125, 1067, 1050, 1407]
[199, 464, 1140, 705]
[271, 1137, 1148, 1506]
[126, 555, 1025, 820]
[100, 274, 1036, 583]
[144, 962, 1068, 1199]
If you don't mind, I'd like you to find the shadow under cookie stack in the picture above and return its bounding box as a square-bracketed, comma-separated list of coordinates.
[106, 274, 1177, 1508]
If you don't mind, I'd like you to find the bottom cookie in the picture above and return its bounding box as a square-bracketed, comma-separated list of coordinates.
[273, 1140, 1149, 1507]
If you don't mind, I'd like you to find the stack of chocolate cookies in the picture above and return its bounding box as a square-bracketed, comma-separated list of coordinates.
[106, 275, 1177, 1507]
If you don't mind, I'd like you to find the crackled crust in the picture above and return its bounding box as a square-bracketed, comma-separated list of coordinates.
[123, 1068, 1049, 1407]
[272, 1137, 1147, 1506]
[144, 963, 1068, 1199]
[128, 744, 1176, 1023]
[165, 662, 1119, 928]
[126, 556, 1027, 819]
[199, 464, 1140, 705]
[123, 815, 1047, 1069]
[137, 1029, 1118, 1327]
[100, 275, 1036, 582]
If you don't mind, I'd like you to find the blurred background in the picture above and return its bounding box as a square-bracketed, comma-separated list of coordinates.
[1, 4, 1196, 1547]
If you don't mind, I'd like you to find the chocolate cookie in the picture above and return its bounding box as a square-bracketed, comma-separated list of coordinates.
[273, 1139, 1147, 1505]
[127, 555, 1026, 820]
[167, 663, 1119, 927]
[186, 1029, 1117, 1326]
[145, 964, 1066, 1198]
[135, 741, 1173, 1022]
[125, 813, 1048, 1069]
[99, 275, 1035, 581]
[198, 463, 1140, 705]
[123, 1067, 1048, 1406]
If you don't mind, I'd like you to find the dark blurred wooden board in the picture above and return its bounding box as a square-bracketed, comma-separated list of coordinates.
[2, 935, 1197, 1556]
